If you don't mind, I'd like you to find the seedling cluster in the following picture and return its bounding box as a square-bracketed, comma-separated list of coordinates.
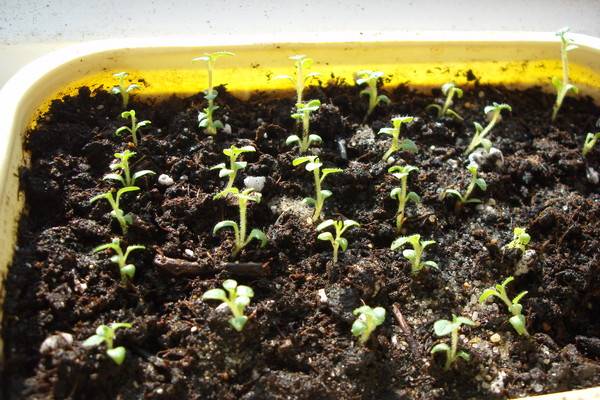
[79, 35, 579, 372]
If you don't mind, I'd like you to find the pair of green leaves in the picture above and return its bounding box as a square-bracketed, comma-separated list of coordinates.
[90, 186, 140, 235]
[352, 305, 386, 345]
[115, 110, 151, 146]
[104, 150, 155, 188]
[391, 233, 437, 274]
[505, 227, 531, 253]
[431, 315, 475, 370]
[111, 72, 140, 109]
[317, 219, 360, 264]
[379, 116, 417, 161]
[211, 145, 256, 198]
[479, 276, 529, 336]
[93, 238, 145, 283]
[83, 322, 132, 365]
[202, 279, 254, 332]
[426, 82, 464, 120]
[288, 99, 323, 152]
[442, 164, 487, 206]
[356, 70, 391, 119]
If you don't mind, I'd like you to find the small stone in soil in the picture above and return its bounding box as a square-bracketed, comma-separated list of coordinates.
[158, 174, 175, 186]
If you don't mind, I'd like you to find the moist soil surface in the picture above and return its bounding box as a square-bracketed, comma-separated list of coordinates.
[2, 77, 600, 400]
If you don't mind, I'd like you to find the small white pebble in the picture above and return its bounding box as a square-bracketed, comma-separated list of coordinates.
[156, 388, 164, 395]
[244, 176, 266, 192]
[223, 123, 232, 135]
[490, 333, 502, 344]
[183, 127, 189, 133]
[158, 174, 175, 186]
[97, 104, 104, 110]
[184, 249, 195, 258]
[257, 118, 264, 124]
[190, 326, 198, 333]
[317, 289, 328, 303]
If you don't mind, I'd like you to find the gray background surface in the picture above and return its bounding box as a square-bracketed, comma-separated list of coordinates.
[1, 0, 600, 85]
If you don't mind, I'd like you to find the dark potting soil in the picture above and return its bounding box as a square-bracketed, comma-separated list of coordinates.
[2, 77, 600, 400]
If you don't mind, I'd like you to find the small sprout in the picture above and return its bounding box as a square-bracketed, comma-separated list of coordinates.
[83, 322, 132, 365]
[355, 70, 390, 119]
[93, 238, 145, 283]
[210, 145, 256, 199]
[193, 51, 235, 135]
[273, 55, 320, 106]
[388, 165, 420, 233]
[464, 102, 511, 155]
[292, 156, 342, 222]
[111, 72, 140, 109]
[288, 99, 322, 153]
[441, 163, 487, 208]
[213, 188, 267, 257]
[90, 187, 139, 235]
[426, 82, 464, 120]
[431, 315, 475, 370]
[317, 219, 360, 264]
[505, 227, 531, 253]
[583, 132, 600, 157]
[202, 279, 254, 332]
[115, 110, 151, 147]
[378, 116, 417, 162]
[352, 305, 386, 345]
[103, 150, 155, 188]
[391, 234, 437, 274]
[479, 276, 529, 336]
[552, 28, 579, 121]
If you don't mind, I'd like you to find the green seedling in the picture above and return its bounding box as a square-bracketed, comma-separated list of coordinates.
[431, 315, 475, 370]
[317, 219, 360, 264]
[292, 156, 342, 222]
[464, 103, 511, 155]
[202, 279, 254, 332]
[288, 99, 322, 153]
[210, 145, 256, 199]
[441, 164, 487, 208]
[356, 70, 390, 119]
[274, 55, 320, 106]
[111, 72, 140, 109]
[104, 150, 155, 188]
[378, 116, 417, 162]
[479, 276, 529, 336]
[90, 187, 140, 235]
[352, 305, 386, 345]
[505, 227, 531, 253]
[391, 234, 437, 274]
[552, 28, 579, 121]
[213, 188, 267, 257]
[426, 82, 464, 120]
[193, 51, 235, 135]
[388, 165, 420, 233]
[583, 132, 600, 157]
[83, 322, 132, 365]
[93, 238, 145, 283]
[115, 110, 151, 147]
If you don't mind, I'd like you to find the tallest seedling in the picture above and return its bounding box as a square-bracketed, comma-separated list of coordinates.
[552, 27, 578, 121]
[274, 55, 320, 106]
[193, 51, 235, 135]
